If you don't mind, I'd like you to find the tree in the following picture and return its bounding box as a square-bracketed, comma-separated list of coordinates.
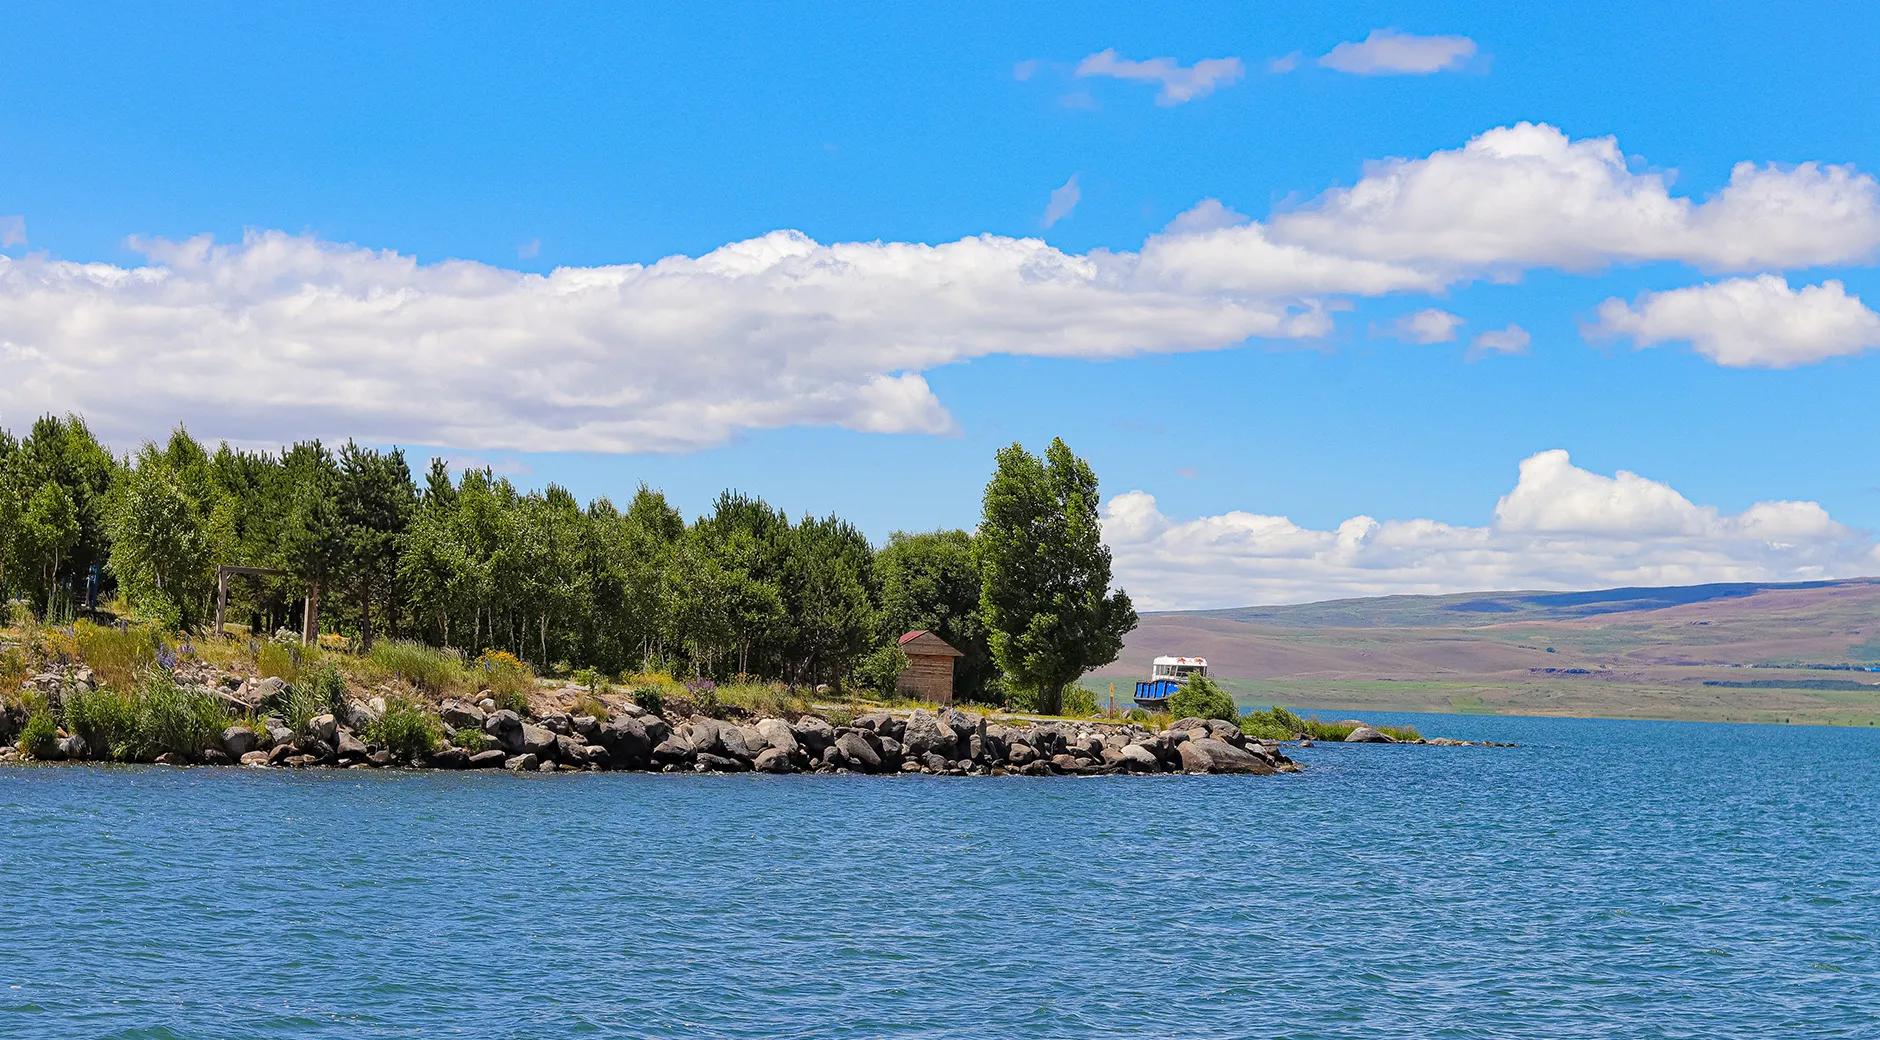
[781, 515, 877, 688]
[876, 529, 994, 701]
[105, 440, 220, 628]
[977, 437, 1137, 715]
[19, 482, 79, 617]
[1169, 675, 1237, 722]
[336, 442, 417, 649]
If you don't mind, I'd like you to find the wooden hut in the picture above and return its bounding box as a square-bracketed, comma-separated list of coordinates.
[896, 630, 964, 704]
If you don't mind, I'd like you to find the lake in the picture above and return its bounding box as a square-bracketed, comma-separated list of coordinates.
[2, 713, 1876, 1038]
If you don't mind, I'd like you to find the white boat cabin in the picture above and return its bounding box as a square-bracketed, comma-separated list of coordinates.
[1150, 655, 1209, 683]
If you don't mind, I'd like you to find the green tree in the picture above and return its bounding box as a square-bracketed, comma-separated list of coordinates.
[336, 441, 416, 649]
[19, 482, 79, 617]
[977, 437, 1137, 715]
[1169, 675, 1238, 722]
[782, 514, 877, 688]
[876, 529, 994, 701]
[105, 439, 220, 628]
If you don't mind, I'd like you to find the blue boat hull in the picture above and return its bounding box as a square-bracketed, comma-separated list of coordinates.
[1133, 678, 1180, 709]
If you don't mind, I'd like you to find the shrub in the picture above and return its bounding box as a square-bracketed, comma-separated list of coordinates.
[256, 641, 302, 684]
[366, 696, 441, 761]
[1061, 684, 1100, 718]
[451, 726, 492, 753]
[127, 671, 231, 761]
[1169, 675, 1239, 723]
[715, 682, 805, 719]
[852, 644, 909, 697]
[73, 620, 162, 689]
[0, 644, 29, 699]
[1240, 705, 1308, 741]
[62, 683, 140, 760]
[630, 685, 665, 717]
[369, 640, 466, 693]
[476, 650, 534, 713]
[572, 667, 611, 695]
[1379, 724, 1423, 742]
[683, 677, 719, 717]
[18, 708, 58, 759]
[285, 662, 347, 734]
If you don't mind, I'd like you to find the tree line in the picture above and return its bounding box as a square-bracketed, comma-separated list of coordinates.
[0, 414, 1135, 712]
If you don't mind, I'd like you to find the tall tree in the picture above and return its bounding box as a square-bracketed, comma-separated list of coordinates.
[877, 529, 994, 701]
[977, 438, 1137, 714]
[336, 441, 417, 649]
[782, 514, 877, 688]
[105, 435, 222, 628]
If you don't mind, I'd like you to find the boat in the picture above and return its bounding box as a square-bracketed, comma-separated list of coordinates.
[1134, 655, 1209, 710]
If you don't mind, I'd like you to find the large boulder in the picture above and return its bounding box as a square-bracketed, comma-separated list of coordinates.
[599, 716, 652, 767]
[753, 747, 795, 773]
[503, 753, 539, 772]
[852, 712, 903, 742]
[429, 746, 469, 769]
[516, 722, 557, 757]
[1345, 726, 1395, 744]
[716, 724, 754, 761]
[1005, 741, 1038, 766]
[792, 716, 835, 756]
[1177, 737, 1277, 775]
[306, 713, 338, 743]
[833, 731, 882, 773]
[1119, 743, 1161, 771]
[441, 701, 486, 730]
[221, 725, 258, 759]
[651, 738, 693, 767]
[335, 729, 368, 759]
[554, 734, 589, 765]
[755, 718, 799, 758]
[901, 710, 957, 759]
[467, 749, 506, 769]
[239, 750, 271, 767]
[483, 709, 523, 746]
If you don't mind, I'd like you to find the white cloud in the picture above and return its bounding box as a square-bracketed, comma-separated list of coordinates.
[1266, 53, 1302, 75]
[0, 216, 24, 248]
[1319, 29, 1477, 75]
[1042, 174, 1081, 228]
[1471, 323, 1530, 357]
[1134, 202, 1442, 297]
[1591, 275, 1880, 368]
[1104, 449, 1878, 609]
[1391, 308, 1464, 344]
[1268, 122, 1880, 273]
[0, 229, 1328, 453]
[1074, 49, 1245, 105]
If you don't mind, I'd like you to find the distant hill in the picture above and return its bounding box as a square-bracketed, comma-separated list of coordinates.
[1086, 578, 1880, 726]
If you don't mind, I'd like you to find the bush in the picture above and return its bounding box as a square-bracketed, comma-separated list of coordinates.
[1379, 724, 1423, 742]
[285, 661, 347, 734]
[62, 684, 140, 760]
[1169, 675, 1239, 723]
[683, 677, 720, 717]
[715, 682, 805, 719]
[1240, 705, 1308, 740]
[366, 696, 441, 762]
[451, 726, 492, 753]
[475, 650, 534, 713]
[572, 694, 611, 721]
[853, 644, 909, 697]
[127, 671, 231, 761]
[369, 640, 466, 693]
[17, 701, 58, 759]
[256, 641, 302, 684]
[73, 620, 162, 689]
[1061, 684, 1100, 718]
[630, 685, 665, 717]
[572, 666, 610, 695]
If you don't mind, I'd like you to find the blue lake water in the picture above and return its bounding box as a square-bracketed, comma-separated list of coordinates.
[2, 712, 1877, 1039]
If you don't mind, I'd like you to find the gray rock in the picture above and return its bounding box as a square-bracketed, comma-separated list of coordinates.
[441, 701, 486, 730]
[56, 733, 87, 760]
[253, 676, 288, 706]
[651, 738, 693, 766]
[792, 716, 834, 755]
[1177, 737, 1277, 775]
[467, 749, 507, 769]
[483, 709, 523, 743]
[221, 725, 258, 759]
[738, 724, 769, 754]
[1120, 743, 1161, 771]
[335, 729, 368, 758]
[518, 722, 557, 757]
[754, 747, 795, 773]
[572, 715, 602, 742]
[717, 724, 754, 760]
[555, 733, 589, 765]
[1345, 726, 1395, 744]
[343, 700, 379, 730]
[755, 718, 799, 758]
[901, 710, 956, 759]
[834, 731, 882, 773]
[1006, 741, 1038, 766]
[429, 746, 469, 769]
[366, 750, 394, 768]
[695, 752, 748, 772]
[239, 750, 271, 767]
[503, 753, 539, 772]
[307, 713, 338, 743]
[599, 716, 652, 766]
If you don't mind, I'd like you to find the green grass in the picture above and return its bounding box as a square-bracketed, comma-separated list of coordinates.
[72, 620, 162, 690]
[17, 701, 58, 759]
[474, 650, 534, 712]
[365, 695, 441, 761]
[57, 672, 235, 762]
[450, 726, 492, 753]
[367, 640, 468, 694]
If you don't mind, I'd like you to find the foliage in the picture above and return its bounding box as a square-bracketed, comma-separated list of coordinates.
[0, 643, 29, 698]
[629, 684, 665, 717]
[874, 529, 994, 700]
[1380, 724, 1423, 742]
[1169, 675, 1239, 723]
[852, 643, 909, 697]
[365, 695, 441, 761]
[1240, 705, 1310, 740]
[125, 670, 232, 760]
[367, 639, 466, 693]
[451, 725, 492, 753]
[572, 694, 610, 721]
[572, 666, 610, 694]
[1061, 684, 1100, 718]
[62, 683, 140, 760]
[713, 681, 807, 719]
[255, 641, 302, 684]
[476, 649, 534, 713]
[103, 436, 222, 629]
[18, 704, 58, 759]
[285, 662, 347, 734]
[977, 437, 1137, 714]
[73, 620, 163, 690]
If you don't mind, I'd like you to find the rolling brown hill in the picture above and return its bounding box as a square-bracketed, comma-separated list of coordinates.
[1086, 578, 1880, 725]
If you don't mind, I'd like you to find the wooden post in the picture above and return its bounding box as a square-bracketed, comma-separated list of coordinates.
[213, 567, 229, 638]
[301, 583, 320, 646]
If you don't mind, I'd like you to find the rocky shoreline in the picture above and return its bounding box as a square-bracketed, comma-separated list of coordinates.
[1, 663, 1504, 776]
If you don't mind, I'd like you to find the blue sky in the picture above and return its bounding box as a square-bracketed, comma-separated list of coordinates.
[4, 3, 1880, 607]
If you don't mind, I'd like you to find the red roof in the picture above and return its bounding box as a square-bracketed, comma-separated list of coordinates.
[898, 629, 964, 656]
[898, 629, 929, 645]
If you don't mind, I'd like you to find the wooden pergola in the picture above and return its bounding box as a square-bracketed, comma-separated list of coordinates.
[213, 565, 321, 644]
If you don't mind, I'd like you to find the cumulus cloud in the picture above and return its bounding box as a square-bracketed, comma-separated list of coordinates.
[1042, 175, 1081, 228]
[1319, 29, 1477, 75]
[1268, 122, 1880, 273]
[1104, 449, 1879, 609]
[1074, 48, 1245, 105]
[1391, 308, 1464, 344]
[0, 229, 1332, 453]
[1591, 275, 1880, 367]
[0, 216, 24, 248]
[1471, 323, 1530, 357]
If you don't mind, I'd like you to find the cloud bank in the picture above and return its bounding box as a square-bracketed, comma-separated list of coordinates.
[3, 123, 1877, 453]
[1104, 450, 1880, 610]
